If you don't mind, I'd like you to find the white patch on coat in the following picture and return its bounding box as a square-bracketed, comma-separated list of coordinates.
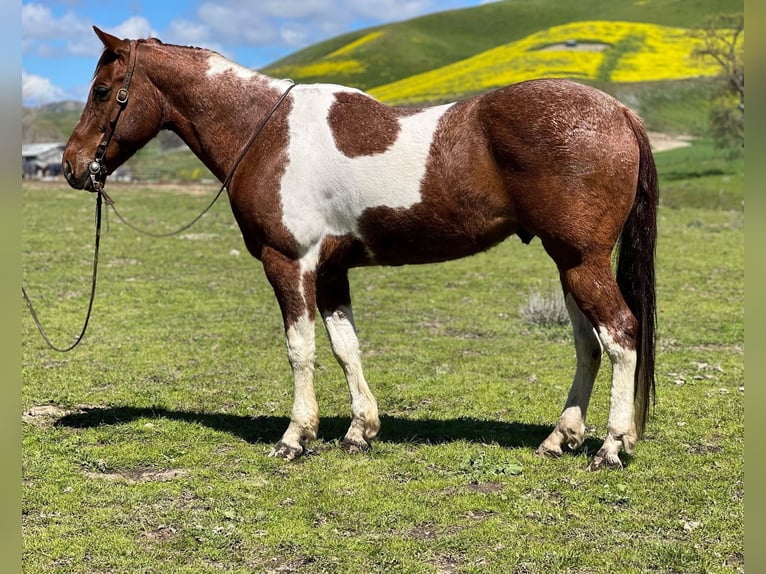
[205, 53, 291, 92]
[279, 85, 453, 250]
[205, 53, 258, 80]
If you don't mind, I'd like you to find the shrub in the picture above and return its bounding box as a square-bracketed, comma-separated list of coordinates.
[519, 288, 570, 327]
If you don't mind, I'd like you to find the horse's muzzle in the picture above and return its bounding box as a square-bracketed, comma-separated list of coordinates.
[62, 159, 93, 191]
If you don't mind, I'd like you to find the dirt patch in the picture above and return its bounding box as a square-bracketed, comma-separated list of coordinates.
[539, 42, 610, 52]
[84, 468, 188, 483]
[409, 523, 445, 540]
[466, 481, 505, 494]
[22, 404, 102, 425]
[143, 525, 179, 542]
[647, 131, 694, 152]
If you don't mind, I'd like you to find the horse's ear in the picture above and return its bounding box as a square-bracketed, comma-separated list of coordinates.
[93, 26, 128, 54]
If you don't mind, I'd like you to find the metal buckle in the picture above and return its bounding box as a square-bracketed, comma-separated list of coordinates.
[116, 88, 129, 105]
[88, 160, 103, 176]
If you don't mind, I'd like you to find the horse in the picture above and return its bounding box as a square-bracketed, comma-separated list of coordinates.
[63, 27, 657, 470]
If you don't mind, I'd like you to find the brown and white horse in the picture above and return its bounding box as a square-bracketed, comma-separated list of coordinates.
[63, 27, 657, 470]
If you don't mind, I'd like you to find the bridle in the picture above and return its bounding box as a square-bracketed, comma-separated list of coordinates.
[24, 38, 295, 351]
[89, 38, 295, 237]
[87, 39, 139, 203]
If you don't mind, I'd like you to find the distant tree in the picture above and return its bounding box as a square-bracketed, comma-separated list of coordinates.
[690, 15, 744, 151]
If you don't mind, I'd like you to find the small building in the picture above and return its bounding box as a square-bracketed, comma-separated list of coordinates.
[22, 142, 66, 178]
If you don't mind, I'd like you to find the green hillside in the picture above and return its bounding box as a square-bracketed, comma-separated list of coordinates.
[262, 0, 743, 92]
[22, 101, 83, 144]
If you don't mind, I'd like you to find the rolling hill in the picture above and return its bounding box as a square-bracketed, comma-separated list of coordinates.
[262, 0, 743, 100]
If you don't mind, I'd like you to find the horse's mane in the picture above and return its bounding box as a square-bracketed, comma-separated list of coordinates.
[93, 36, 213, 78]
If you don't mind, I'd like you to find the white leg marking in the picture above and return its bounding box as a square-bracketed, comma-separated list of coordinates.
[323, 306, 379, 450]
[537, 294, 602, 456]
[598, 326, 638, 447]
[588, 326, 638, 470]
[271, 312, 318, 459]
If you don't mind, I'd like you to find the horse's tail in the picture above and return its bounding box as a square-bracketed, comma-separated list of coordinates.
[617, 109, 658, 439]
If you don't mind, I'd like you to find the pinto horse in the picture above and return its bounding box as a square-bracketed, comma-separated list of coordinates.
[63, 27, 657, 470]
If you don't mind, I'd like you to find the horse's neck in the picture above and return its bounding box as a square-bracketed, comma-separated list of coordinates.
[149, 45, 291, 182]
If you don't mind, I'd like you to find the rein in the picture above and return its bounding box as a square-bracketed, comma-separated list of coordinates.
[106, 80, 295, 238]
[23, 39, 296, 351]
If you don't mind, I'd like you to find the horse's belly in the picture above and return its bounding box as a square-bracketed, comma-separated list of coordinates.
[355, 202, 515, 266]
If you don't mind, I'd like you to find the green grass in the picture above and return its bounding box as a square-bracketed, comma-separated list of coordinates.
[655, 138, 744, 210]
[120, 141, 217, 183]
[22, 179, 743, 573]
[615, 78, 719, 137]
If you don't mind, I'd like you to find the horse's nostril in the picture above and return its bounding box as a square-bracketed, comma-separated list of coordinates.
[63, 160, 71, 177]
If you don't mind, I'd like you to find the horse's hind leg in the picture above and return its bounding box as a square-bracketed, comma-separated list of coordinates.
[317, 272, 380, 452]
[536, 292, 602, 457]
[553, 253, 639, 470]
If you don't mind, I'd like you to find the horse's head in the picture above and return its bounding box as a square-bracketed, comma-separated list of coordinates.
[63, 27, 162, 190]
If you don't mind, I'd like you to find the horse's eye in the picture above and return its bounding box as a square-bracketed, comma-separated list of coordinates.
[93, 86, 110, 102]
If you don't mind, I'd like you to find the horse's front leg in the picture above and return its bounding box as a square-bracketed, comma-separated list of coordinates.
[536, 293, 602, 457]
[262, 249, 319, 460]
[317, 271, 380, 453]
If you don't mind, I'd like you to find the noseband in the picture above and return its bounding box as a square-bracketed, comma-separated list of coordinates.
[88, 39, 139, 198]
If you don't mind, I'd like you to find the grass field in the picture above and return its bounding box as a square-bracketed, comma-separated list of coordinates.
[21, 133, 744, 571]
[21, 1, 745, 569]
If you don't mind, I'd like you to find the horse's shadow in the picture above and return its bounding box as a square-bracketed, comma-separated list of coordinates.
[54, 405, 603, 454]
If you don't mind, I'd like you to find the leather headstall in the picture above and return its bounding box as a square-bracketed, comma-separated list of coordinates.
[88, 39, 139, 198]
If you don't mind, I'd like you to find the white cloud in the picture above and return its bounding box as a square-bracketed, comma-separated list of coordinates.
[22, 70, 68, 106]
[258, 0, 337, 19]
[197, 2, 278, 44]
[22, 3, 92, 51]
[22, 4, 155, 58]
[280, 23, 311, 47]
[166, 19, 210, 45]
[192, 0, 468, 50]
[106, 16, 157, 41]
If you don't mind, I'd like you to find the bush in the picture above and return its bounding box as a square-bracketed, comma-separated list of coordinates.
[519, 288, 570, 327]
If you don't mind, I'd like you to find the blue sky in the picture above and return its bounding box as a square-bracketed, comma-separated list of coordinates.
[22, 0, 495, 107]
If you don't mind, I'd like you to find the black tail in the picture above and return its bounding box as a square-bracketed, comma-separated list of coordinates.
[617, 110, 658, 438]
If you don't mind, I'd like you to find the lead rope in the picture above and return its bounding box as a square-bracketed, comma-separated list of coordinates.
[21, 192, 106, 352]
[23, 80, 296, 350]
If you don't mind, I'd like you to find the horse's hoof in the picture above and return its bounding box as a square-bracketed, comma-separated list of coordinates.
[341, 437, 371, 454]
[535, 444, 563, 458]
[586, 451, 623, 471]
[269, 441, 304, 460]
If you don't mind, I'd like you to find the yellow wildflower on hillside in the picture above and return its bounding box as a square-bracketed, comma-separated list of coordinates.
[268, 31, 384, 80]
[327, 31, 384, 58]
[369, 21, 723, 105]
